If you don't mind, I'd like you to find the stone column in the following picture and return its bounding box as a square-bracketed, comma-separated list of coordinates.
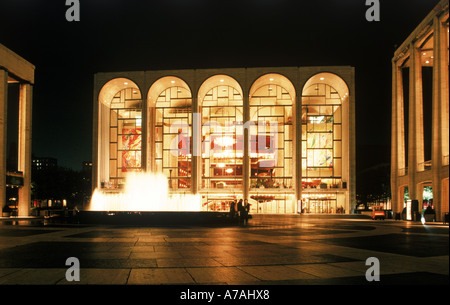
[408, 42, 425, 202]
[295, 94, 302, 213]
[18, 83, 32, 216]
[141, 96, 148, 173]
[349, 68, 357, 214]
[243, 94, 250, 201]
[147, 95, 156, 173]
[192, 97, 200, 194]
[392, 60, 406, 214]
[431, 15, 449, 221]
[391, 61, 399, 214]
[0, 69, 7, 212]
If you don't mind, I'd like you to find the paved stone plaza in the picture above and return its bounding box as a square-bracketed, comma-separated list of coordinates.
[0, 214, 448, 285]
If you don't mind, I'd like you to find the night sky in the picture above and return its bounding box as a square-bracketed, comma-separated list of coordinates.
[0, 0, 441, 183]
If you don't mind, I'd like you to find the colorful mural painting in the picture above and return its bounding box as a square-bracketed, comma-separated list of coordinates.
[121, 128, 142, 171]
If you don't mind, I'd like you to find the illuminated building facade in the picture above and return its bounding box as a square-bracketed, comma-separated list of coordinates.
[391, 0, 449, 221]
[0, 44, 34, 216]
[93, 66, 355, 214]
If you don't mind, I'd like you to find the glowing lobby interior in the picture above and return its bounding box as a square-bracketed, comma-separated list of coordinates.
[93, 67, 355, 214]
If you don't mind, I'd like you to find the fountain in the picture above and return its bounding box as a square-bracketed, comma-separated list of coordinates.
[78, 172, 231, 225]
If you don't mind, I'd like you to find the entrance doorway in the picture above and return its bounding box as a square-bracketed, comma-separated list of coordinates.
[302, 193, 340, 214]
[304, 199, 338, 214]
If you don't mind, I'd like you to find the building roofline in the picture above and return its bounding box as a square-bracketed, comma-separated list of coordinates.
[0, 43, 35, 84]
[393, 0, 449, 61]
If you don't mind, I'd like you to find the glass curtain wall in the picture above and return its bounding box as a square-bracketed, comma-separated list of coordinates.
[249, 82, 295, 213]
[108, 88, 143, 188]
[201, 84, 244, 190]
[301, 82, 343, 213]
[154, 86, 192, 190]
[249, 84, 293, 189]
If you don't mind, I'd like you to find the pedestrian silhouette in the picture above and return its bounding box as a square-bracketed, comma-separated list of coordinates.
[229, 200, 236, 219]
[237, 199, 243, 224]
[242, 199, 250, 225]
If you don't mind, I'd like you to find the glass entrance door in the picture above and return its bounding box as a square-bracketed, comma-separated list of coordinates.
[305, 199, 337, 214]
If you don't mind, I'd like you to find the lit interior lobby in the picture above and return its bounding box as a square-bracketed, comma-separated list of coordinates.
[93, 67, 355, 214]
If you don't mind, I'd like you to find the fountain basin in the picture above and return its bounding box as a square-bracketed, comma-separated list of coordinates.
[78, 210, 234, 226]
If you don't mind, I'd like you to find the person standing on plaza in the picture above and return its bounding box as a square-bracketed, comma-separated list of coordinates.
[237, 199, 243, 223]
[242, 199, 250, 225]
[229, 200, 236, 219]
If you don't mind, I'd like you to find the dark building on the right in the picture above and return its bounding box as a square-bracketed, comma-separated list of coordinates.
[391, 0, 449, 221]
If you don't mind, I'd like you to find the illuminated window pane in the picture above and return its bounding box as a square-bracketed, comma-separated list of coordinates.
[155, 85, 192, 189]
[250, 84, 293, 189]
[108, 88, 142, 186]
[302, 82, 343, 187]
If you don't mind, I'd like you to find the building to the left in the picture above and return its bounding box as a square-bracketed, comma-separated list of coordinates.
[0, 43, 35, 216]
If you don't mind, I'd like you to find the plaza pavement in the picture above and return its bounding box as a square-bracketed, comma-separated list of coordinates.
[0, 214, 447, 286]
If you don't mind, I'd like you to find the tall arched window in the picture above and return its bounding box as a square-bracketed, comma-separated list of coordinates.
[98, 78, 142, 188]
[248, 74, 296, 214]
[154, 86, 192, 189]
[148, 77, 192, 190]
[301, 73, 349, 213]
[199, 75, 244, 190]
[249, 78, 294, 189]
[302, 81, 344, 186]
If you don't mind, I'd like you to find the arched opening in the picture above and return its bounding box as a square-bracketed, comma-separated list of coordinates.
[97, 78, 142, 189]
[198, 75, 244, 211]
[148, 76, 192, 190]
[301, 72, 349, 214]
[198, 75, 243, 191]
[248, 73, 296, 214]
[421, 182, 433, 210]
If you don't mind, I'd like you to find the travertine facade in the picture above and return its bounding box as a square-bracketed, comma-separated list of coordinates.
[0, 43, 34, 216]
[391, 0, 449, 221]
[93, 66, 355, 214]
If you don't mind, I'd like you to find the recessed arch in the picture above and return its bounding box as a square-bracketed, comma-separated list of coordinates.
[147, 76, 192, 106]
[302, 72, 349, 102]
[198, 74, 243, 104]
[97, 77, 143, 189]
[198, 74, 244, 191]
[99, 78, 141, 107]
[147, 76, 193, 190]
[301, 72, 349, 199]
[248, 73, 296, 191]
[249, 73, 296, 102]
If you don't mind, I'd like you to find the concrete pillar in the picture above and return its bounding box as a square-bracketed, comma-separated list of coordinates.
[0, 69, 7, 212]
[391, 61, 398, 214]
[295, 93, 302, 213]
[91, 82, 99, 192]
[192, 97, 200, 194]
[147, 106, 155, 172]
[431, 15, 449, 221]
[243, 94, 250, 201]
[18, 83, 32, 216]
[349, 69, 356, 214]
[408, 42, 425, 201]
[141, 95, 148, 173]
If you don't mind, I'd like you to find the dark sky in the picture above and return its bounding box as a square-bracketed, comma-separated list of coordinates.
[0, 0, 441, 172]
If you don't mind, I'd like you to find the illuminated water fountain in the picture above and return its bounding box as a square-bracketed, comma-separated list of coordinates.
[89, 172, 202, 212]
[80, 172, 230, 225]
